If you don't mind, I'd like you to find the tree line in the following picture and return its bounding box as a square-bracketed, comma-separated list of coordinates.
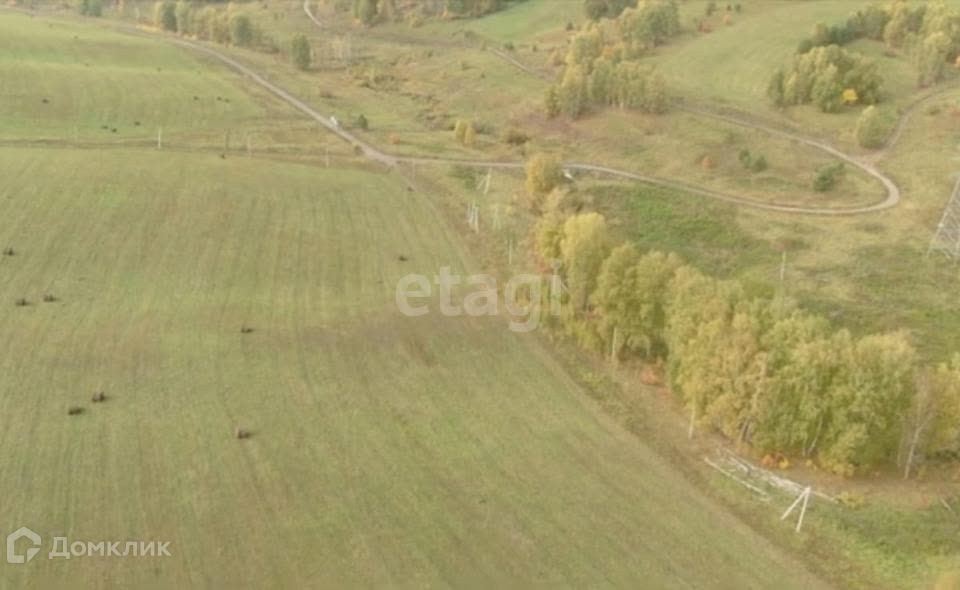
[583, 0, 635, 21]
[523, 153, 960, 478]
[767, 44, 883, 113]
[348, 0, 523, 27]
[77, 0, 103, 17]
[794, 1, 960, 89]
[546, 1, 679, 119]
[152, 1, 277, 51]
[150, 2, 316, 70]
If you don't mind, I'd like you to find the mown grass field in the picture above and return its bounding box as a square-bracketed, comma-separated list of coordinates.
[407, 0, 584, 43]
[648, 1, 862, 109]
[645, 1, 960, 142]
[0, 11, 353, 160]
[0, 14, 261, 140]
[0, 9, 841, 589]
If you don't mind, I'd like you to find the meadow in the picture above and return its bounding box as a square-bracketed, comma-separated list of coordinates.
[0, 8, 841, 589]
[0, 14, 260, 140]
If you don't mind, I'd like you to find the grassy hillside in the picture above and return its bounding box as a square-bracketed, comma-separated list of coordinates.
[0, 146, 830, 588]
[0, 10, 838, 588]
[648, 1, 861, 109]
[0, 14, 263, 140]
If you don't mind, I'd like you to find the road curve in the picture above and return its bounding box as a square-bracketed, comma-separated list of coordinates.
[159, 0, 902, 216]
[678, 106, 900, 214]
[484, 43, 902, 213]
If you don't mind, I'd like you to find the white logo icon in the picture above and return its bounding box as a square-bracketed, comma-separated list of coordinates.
[6, 527, 41, 564]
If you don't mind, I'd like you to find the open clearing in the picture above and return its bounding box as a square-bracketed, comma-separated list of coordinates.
[0, 12, 834, 588]
[0, 147, 829, 588]
[0, 14, 261, 140]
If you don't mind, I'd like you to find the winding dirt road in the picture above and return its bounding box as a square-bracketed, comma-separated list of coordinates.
[177, 2, 905, 215]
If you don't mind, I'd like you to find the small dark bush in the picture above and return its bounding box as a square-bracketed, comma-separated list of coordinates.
[813, 162, 845, 192]
[68, 406, 84, 416]
[502, 128, 530, 146]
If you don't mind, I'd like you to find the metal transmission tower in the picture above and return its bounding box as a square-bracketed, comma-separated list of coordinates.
[928, 177, 960, 260]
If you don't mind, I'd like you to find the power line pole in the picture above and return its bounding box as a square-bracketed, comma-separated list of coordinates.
[469, 202, 479, 233]
[610, 327, 620, 365]
[928, 176, 960, 261]
[781, 486, 812, 533]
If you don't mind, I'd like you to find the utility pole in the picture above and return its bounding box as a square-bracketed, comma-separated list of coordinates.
[781, 487, 812, 533]
[928, 175, 960, 260]
[610, 327, 620, 365]
[549, 259, 563, 318]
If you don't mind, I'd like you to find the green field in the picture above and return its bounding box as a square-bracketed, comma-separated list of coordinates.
[0, 15, 262, 140]
[0, 9, 843, 589]
[648, 1, 862, 109]
[0, 148, 832, 588]
[421, 0, 583, 42]
[644, 1, 960, 141]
